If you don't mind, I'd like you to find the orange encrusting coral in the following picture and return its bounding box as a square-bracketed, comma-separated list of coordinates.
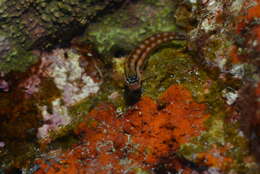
[123, 85, 209, 164]
[34, 85, 210, 173]
[246, 3, 260, 20]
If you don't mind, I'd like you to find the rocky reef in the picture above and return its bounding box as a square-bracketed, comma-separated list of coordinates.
[0, 0, 124, 73]
[0, 0, 259, 173]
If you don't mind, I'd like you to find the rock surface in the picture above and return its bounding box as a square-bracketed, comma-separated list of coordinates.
[0, 0, 124, 72]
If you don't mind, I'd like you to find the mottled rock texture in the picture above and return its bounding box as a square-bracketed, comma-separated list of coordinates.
[0, 0, 123, 72]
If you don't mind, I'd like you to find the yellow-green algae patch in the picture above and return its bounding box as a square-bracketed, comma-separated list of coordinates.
[0, 44, 38, 73]
[142, 42, 210, 102]
[84, 0, 177, 59]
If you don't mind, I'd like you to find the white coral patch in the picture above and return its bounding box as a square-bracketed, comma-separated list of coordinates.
[37, 48, 101, 140]
[230, 64, 245, 79]
[230, 0, 244, 14]
[215, 55, 227, 71]
[222, 88, 238, 105]
[189, 0, 197, 3]
[46, 49, 100, 106]
[201, 0, 223, 32]
[206, 167, 222, 174]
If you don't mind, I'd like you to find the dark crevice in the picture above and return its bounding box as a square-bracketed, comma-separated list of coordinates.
[153, 153, 208, 174]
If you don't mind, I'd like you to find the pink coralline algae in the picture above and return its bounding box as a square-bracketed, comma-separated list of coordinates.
[40, 48, 101, 106]
[0, 72, 9, 92]
[0, 79, 9, 92]
[34, 48, 101, 140]
[0, 141, 5, 148]
[37, 99, 71, 140]
[18, 53, 52, 96]
[19, 48, 101, 104]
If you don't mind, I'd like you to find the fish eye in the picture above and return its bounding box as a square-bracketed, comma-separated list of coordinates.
[126, 75, 139, 84]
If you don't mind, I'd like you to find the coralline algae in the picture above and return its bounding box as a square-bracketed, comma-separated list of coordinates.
[43, 49, 101, 106]
[37, 98, 71, 139]
[36, 48, 101, 140]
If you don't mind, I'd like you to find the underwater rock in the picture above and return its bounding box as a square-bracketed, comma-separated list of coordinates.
[0, 44, 103, 170]
[1, 0, 259, 173]
[84, 0, 178, 58]
[34, 48, 102, 141]
[32, 85, 210, 174]
[0, 0, 124, 73]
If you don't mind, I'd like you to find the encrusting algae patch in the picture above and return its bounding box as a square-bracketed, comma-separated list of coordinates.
[33, 85, 210, 173]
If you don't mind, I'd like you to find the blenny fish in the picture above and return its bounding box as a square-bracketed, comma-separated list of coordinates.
[124, 32, 187, 91]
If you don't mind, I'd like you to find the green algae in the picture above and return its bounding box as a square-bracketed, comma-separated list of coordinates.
[68, 96, 97, 122]
[84, 0, 177, 59]
[133, 168, 150, 174]
[0, 45, 38, 73]
[48, 130, 79, 150]
[142, 44, 208, 102]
